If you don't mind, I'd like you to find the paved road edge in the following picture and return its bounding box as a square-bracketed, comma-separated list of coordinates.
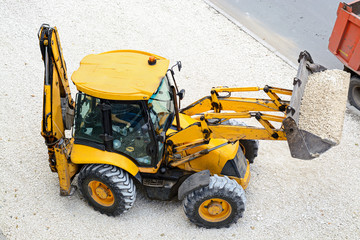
[204, 0, 297, 70]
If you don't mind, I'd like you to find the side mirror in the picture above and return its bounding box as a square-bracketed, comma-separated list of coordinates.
[178, 89, 185, 100]
[177, 61, 182, 72]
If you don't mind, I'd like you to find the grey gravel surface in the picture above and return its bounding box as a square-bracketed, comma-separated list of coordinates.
[0, 1, 359, 239]
[0, 230, 6, 240]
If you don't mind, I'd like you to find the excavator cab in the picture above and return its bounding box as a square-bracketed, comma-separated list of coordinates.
[72, 75, 175, 167]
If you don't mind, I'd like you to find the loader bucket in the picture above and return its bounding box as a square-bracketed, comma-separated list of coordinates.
[283, 51, 341, 160]
[283, 117, 335, 160]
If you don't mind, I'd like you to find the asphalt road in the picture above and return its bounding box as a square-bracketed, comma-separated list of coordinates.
[209, 0, 343, 69]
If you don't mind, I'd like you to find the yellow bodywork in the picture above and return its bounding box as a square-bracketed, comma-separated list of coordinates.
[71, 50, 170, 100]
[54, 139, 78, 195]
[39, 25, 337, 216]
[40, 30, 73, 142]
[39, 26, 292, 196]
[167, 113, 251, 189]
[71, 144, 139, 177]
[180, 139, 250, 189]
[180, 139, 236, 172]
[38, 25, 280, 195]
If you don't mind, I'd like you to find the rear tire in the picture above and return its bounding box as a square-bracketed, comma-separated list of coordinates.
[239, 139, 259, 164]
[222, 120, 259, 164]
[183, 175, 246, 228]
[348, 76, 360, 111]
[78, 164, 136, 216]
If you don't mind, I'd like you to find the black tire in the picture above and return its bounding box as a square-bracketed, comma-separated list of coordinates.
[78, 164, 136, 216]
[239, 139, 259, 164]
[221, 120, 259, 164]
[183, 175, 246, 228]
[348, 76, 360, 111]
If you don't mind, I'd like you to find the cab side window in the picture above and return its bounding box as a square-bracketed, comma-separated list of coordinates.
[74, 94, 103, 143]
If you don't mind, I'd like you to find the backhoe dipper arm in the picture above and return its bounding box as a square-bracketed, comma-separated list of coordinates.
[39, 24, 75, 143]
[39, 24, 77, 194]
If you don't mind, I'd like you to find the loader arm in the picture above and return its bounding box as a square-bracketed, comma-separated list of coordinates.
[181, 85, 291, 115]
[167, 87, 290, 166]
[168, 51, 333, 163]
[178, 85, 291, 143]
[39, 24, 77, 195]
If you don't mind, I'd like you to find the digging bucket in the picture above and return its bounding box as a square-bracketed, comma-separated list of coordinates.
[283, 51, 347, 160]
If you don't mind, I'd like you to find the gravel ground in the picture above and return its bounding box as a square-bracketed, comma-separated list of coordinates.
[0, 1, 359, 239]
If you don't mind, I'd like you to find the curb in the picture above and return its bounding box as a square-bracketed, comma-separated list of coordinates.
[204, 0, 297, 70]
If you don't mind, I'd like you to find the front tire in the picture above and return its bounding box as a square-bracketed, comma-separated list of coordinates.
[78, 164, 136, 216]
[183, 175, 246, 228]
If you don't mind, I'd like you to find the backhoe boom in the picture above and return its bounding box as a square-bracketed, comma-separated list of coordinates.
[39, 24, 74, 143]
[39, 24, 77, 195]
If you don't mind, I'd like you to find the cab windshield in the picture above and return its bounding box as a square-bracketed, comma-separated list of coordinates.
[148, 76, 174, 133]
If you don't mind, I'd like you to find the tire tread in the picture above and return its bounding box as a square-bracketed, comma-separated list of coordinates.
[78, 164, 136, 216]
[183, 174, 246, 228]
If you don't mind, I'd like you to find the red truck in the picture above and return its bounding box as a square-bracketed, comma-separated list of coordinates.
[329, 1, 360, 110]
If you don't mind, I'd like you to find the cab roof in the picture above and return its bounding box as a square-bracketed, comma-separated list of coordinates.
[71, 50, 170, 100]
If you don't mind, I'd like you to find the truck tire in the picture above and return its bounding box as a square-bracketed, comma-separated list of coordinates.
[78, 164, 136, 216]
[239, 139, 259, 164]
[183, 175, 246, 228]
[348, 76, 360, 111]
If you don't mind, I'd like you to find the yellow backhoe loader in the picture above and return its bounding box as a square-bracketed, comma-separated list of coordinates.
[38, 24, 342, 228]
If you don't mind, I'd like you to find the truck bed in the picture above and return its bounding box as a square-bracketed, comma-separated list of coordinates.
[329, 1, 360, 74]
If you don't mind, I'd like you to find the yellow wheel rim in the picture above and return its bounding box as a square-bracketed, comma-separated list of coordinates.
[88, 180, 115, 207]
[198, 198, 232, 222]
